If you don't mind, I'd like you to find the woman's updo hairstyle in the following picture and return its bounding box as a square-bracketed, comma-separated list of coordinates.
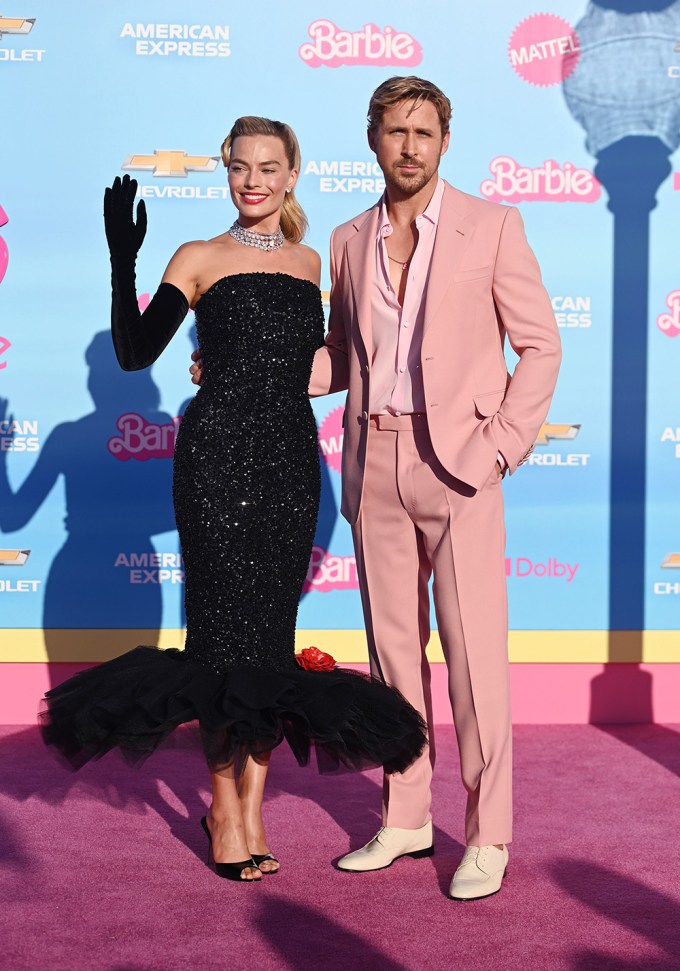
[221, 116, 308, 244]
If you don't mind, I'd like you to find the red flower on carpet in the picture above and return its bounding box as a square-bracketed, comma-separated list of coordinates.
[295, 646, 336, 672]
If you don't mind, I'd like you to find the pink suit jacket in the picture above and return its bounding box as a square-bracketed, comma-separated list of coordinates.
[309, 180, 562, 525]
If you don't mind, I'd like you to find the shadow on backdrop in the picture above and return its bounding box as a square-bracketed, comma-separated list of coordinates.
[0, 331, 175, 687]
[563, 0, 680, 723]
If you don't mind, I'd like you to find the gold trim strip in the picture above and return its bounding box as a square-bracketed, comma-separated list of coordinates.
[0, 630, 678, 663]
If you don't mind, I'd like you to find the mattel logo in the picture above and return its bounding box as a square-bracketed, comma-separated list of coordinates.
[506, 557, 579, 582]
[508, 14, 580, 88]
[108, 414, 180, 461]
[299, 20, 422, 68]
[481, 157, 600, 203]
[318, 406, 343, 474]
[114, 552, 184, 584]
[303, 545, 358, 592]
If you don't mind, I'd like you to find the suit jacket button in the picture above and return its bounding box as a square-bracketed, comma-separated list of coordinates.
[362, 410, 368, 420]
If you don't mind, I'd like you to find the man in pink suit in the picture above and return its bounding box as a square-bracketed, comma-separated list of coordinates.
[308, 76, 561, 900]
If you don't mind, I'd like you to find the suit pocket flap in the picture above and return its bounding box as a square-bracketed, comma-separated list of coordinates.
[453, 264, 492, 283]
[473, 389, 506, 417]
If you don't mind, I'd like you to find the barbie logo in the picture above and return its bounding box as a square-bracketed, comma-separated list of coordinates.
[299, 20, 422, 68]
[0, 203, 9, 286]
[657, 291, 680, 338]
[481, 157, 601, 203]
[303, 545, 359, 592]
[108, 413, 181, 461]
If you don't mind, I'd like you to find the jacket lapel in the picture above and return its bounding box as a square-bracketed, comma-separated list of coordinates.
[345, 204, 379, 356]
[423, 183, 471, 334]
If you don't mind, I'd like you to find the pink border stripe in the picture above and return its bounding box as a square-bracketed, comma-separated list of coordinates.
[2, 662, 680, 725]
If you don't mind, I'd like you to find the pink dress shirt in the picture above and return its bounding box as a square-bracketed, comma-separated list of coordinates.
[367, 178, 506, 471]
[369, 178, 445, 415]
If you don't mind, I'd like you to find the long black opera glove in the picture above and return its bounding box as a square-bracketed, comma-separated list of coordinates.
[104, 174, 189, 371]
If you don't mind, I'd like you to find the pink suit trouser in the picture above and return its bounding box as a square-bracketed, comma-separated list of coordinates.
[351, 414, 512, 847]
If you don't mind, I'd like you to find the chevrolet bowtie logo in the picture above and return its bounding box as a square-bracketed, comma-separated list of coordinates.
[0, 549, 30, 566]
[0, 15, 35, 36]
[662, 553, 680, 568]
[535, 423, 581, 446]
[122, 150, 219, 178]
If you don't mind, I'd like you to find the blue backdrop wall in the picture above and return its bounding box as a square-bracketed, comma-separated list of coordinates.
[1, 0, 679, 678]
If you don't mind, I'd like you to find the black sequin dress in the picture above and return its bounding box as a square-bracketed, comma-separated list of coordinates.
[41, 272, 427, 773]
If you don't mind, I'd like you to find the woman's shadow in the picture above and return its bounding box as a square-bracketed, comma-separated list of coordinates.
[0, 331, 176, 686]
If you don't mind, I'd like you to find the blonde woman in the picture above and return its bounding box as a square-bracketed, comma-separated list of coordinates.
[40, 117, 425, 882]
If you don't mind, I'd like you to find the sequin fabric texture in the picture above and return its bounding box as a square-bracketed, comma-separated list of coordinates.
[173, 272, 325, 674]
[40, 270, 428, 772]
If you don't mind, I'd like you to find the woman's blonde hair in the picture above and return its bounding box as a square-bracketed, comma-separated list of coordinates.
[221, 116, 308, 244]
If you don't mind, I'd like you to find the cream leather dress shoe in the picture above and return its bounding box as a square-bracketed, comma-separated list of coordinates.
[336, 821, 434, 872]
[448, 844, 508, 901]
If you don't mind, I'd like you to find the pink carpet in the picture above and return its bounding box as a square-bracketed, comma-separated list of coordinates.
[1, 723, 679, 971]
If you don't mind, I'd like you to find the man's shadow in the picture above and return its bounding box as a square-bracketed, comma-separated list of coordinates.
[0, 331, 176, 686]
[551, 858, 680, 969]
[251, 896, 411, 971]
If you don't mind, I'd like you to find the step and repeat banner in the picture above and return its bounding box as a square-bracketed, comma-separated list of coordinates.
[1, 0, 679, 666]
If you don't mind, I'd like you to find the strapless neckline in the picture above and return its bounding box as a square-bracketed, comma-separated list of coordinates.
[196, 271, 320, 308]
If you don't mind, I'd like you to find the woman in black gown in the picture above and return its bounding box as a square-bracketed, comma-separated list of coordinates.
[40, 117, 426, 881]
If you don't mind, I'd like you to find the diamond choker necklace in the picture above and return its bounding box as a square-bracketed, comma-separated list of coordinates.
[228, 221, 284, 252]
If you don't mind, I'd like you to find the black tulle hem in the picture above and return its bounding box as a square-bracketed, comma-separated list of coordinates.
[39, 646, 427, 774]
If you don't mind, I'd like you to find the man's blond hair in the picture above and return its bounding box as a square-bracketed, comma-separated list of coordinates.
[367, 76, 452, 135]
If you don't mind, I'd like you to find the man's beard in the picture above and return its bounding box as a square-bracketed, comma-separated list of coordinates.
[386, 161, 431, 195]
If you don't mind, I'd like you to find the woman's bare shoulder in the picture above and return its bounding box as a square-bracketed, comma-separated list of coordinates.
[290, 243, 321, 285]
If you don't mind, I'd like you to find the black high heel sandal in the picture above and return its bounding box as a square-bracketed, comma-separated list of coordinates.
[200, 816, 262, 882]
[251, 852, 280, 874]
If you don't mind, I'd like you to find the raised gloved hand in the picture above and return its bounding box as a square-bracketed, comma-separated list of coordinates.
[104, 175, 188, 371]
[104, 174, 147, 265]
